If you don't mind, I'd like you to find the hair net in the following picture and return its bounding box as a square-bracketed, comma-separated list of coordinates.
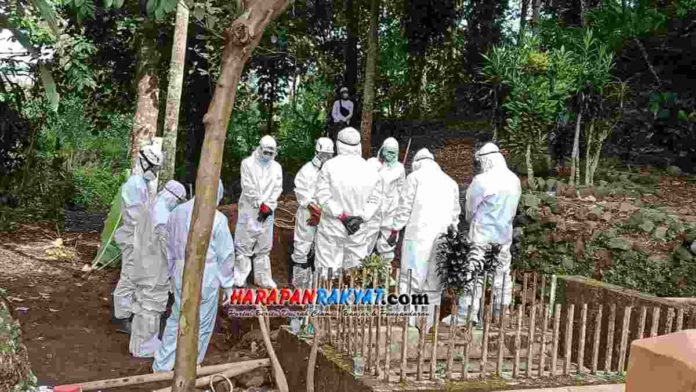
[315, 137, 334, 154]
[336, 127, 361, 156]
[475, 142, 507, 173]
[412, 148, 434, 171]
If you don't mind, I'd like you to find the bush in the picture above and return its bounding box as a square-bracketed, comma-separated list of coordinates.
[72, 167, 128, 212]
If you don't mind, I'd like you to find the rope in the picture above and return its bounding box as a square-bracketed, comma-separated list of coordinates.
[273, 206, 297, 230]
[209, 373, 234, 392]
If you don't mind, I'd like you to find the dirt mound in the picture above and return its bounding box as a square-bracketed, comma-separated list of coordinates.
[433, 138, 475, 186]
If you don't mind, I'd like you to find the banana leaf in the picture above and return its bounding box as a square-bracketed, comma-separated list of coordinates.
[92, 185, 123, 269]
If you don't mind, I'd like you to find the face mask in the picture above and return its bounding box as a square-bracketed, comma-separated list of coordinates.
[382, 149, 398, 165]
[143, 169, 157, 182]
[341, 93, 349, 100]
[317, 152, 332, 164]
[260, 149, 274, 162]
[140, 156, 159, 182]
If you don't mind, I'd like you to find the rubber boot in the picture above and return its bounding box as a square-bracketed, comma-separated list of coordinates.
[115, 316, 132, 335]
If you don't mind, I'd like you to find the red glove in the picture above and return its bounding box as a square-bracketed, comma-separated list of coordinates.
[259, 203, 271, 214]
[387, 229, 399, 247]
[306, 215, 320, 226]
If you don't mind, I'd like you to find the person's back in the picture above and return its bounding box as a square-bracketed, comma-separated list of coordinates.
[466, 151, 521, 244]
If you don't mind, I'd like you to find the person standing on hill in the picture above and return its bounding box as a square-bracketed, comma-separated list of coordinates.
[328, 87, 354, 142]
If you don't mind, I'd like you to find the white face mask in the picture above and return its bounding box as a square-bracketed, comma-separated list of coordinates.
[143, 169, 158, 182]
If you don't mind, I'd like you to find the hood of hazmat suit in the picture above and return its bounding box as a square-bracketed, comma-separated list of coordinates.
[139, 145, 163, 183]
[465, 143, 521, 243]
[154, 180, 234, 371]
[314, 128, 382, 269]
[257, 135, 277, 164]
[377, 137, 400, 167]
[366, 139, 405, 229]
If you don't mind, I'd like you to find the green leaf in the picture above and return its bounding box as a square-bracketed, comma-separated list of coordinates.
[104, 0, 114, 8]
[38, 63, 59, 112]
[92, 186, 123, 269]
[114, 0, 125, 8]
[193, 5, 205, 20]
[74, 0, 85, 7]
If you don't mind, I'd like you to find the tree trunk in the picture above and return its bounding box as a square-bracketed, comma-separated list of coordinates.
[170, 2, 290, 391]
[569, 103, 583, 186]
[634, 38, 661, 87]
[525, 143, 535, 190]
[532, 0, 540, 26]
[580, 0, 587, 26]
[129, 24, 161, 165]
[584, 120, 594, 185]
[520, 0, 529, 31]
[343, 0, 358, 94]
[360, 0, 379, 158]
[160, 0, 190, 186]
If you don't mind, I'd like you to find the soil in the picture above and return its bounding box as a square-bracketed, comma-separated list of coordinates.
[0, 224, 277, 391]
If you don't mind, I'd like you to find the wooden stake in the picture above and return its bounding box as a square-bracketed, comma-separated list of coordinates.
[591, 305, 603, 375]
[551, 303, 561, 377]
[577, 303, 588, 374]
[362, 268, 369, 356]
[604, 304, 616, 373]
[417, 311, 426, 381]
[348, 272, 356, 355]
[375, 268, 388, 376]
[563, 304, 575, 375]
[513, 305, 523, 378]
[618, 306, 632, 374]
[328, 268, 334, 346]
[462, 283, 478, 380]
[496, 277, 508, 377]
[676, 308, 685, 332]
[258, 305, 289, 392]
[665, 308, 674, 335]
[539, 304, 550, 377]
[383, 268, 396, 382]
[446, 299, 458, 379]
[526, 303, 537, 378]
[531, 273, 538, 308]
[522, 273, 529, 310]
[400, 269, 412, 382]
[368, 273, 376, 373]
[430, 305, 440, 381]
[337, 269, 344, 352]
[650, 307, 660, 337]
[637, 306, 647, 340]
[480, 300, 492, 379]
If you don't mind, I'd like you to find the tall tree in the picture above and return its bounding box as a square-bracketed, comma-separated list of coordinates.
[520, 0, 529, 31]
[129, 23, 161, 164]
[160, 0, 190, 185]
[464, 0, 506, 76]
[532, 0, 540, 26]
[171, 1, 290, 390]
[360, 0, 379, 157]
[343, 0, 358, 93]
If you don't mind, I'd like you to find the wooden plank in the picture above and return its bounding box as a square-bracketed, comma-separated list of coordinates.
[337, 269, 345, 352]
[551, 303, 561, 377]
[480, 300, 492, 379]
[665, 308, 675, 335]
[522, 273, 529, 310]
[563, 304, 575, 376]
[400, 269, 411, 382]
[650, 307, 660, 338]
[637, 306, 647, 340]
[676, 308, 685, 332]
[539, 304, 550, 377]
[430, 305, 440, 381]
[513, 304, 523, 378]
[618, 306, 632, 374]
[361, 268, 368, 357]
[375, 268, 388, 376]
[577, 303, 588, 374]
[531, 272, 538, 308]
[526, 303, 537, 378]
[383, 269, 393, 382]
[367, 273, 375, 373]
[348, 271, 355, 355]
[604, 304, 616, 373]
[328, 268, 334, 347]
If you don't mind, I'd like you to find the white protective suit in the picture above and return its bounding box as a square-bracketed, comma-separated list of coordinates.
[364, 138, 405, 262]
[291, 138, 334, 288]
[233, 135, 283, 289]
[391, 148, 460, 332]
[129, 180, 186, 358]
[153, 180, 235, 372]
[314, 127, 382, 276]
[443, 143, 521, 326]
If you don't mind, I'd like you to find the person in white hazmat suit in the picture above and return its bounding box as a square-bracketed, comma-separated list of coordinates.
[233, 135, 283, 289]
[364, 137, 406, 263]
[291, 137, 335, 288]
[390, 148, 460, 333]
[314, 127, 382, 276]
[113, 145, 163, 334]
[441, 142, 521, 326]
[128, 180, 186, 357]
[153, 180, 235, 372]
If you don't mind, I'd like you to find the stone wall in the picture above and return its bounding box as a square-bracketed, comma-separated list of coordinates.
[555, 275, 696, 372]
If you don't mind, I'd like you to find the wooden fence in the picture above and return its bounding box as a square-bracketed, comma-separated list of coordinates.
[299, 267, 695, 383]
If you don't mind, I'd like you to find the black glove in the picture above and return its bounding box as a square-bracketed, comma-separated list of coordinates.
[387, 229, 399, 247]
[339, 214, 364, 236]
